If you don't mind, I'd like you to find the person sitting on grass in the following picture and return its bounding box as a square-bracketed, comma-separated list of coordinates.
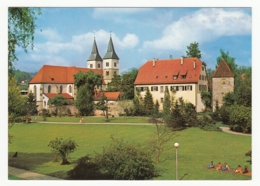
[207, 161, 215, 169]
[216, 162, 222, 171]
[235, 165, 243, 174]
[220, 162, 230, 171]
[243, 166, 249, 174]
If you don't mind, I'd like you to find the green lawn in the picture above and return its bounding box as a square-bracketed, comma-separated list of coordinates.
[35, 116, 149, 123]
[8, 174, 25, 180]
[8, 123, 251, 180]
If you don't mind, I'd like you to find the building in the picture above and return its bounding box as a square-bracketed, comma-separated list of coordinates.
[28, 36, 119, 111]
[134, 57, 208, 112]
[211, 59, 234, 111]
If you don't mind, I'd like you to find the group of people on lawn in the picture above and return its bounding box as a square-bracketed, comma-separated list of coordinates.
[207, 161, 249, 174]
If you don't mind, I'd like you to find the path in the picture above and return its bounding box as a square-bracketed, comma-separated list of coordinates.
[219, 127, 251, 136]
[8, 166, 62, 180]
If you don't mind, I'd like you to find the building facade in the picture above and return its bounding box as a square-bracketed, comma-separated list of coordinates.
[29, 36, 119, 111]
[211, 59, 234, 111]
[134, 57, 208, 112]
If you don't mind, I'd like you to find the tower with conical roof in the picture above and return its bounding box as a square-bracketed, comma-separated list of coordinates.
[87, 38, 103, 70]
[102, 35, 119, 86]
[212, 59, 234, 111]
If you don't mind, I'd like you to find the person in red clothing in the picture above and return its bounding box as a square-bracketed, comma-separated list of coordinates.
[235, 165, 243, 174]
[216, 162, 222, 171]
[243, 166, 249, 174]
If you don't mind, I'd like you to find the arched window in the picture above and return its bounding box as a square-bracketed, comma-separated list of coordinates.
[48, 85, 51, 93]
[44, 101, 46, 107]
[69, 85, 72, 93]
[34, 85, 37, 97]
[60, 85, 63, 93]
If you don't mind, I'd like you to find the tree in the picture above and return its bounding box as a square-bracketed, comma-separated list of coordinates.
[93, 135, 157, 180]
[74, 71, 102, 116]
[143, 88, 154, 115]
[96, 94, 109, 122]
[48, 138, 78, 165]
[216, 49, 237, 74]
[121, 68, 138, 99]
[49, 95, 66, 118]
[200, 91, 211, 110]
[8, 8, 41, 76]
[22, 92, 38, 123]
[153, 100, 160, 116]
[132, 90, 145, 116]
[167, 100, 186, 129]
[163, 86, 171, 115]
[106, 74, 121, 92]
[229, 105, 251, 133]
[185, 41, 201, 59]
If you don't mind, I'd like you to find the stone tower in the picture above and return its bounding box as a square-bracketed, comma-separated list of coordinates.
[212, 59, 234, 111]
[87, 37, 103, 70]
[102, 36, 119, 87]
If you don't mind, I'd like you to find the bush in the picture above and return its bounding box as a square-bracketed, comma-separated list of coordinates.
[229, 105, 251, 133]
[66, 108, 72, 116]
[219, 105, 231, 124]
[42, 109, 50, 121]
[48, 138, 78, 165]
[51, 108, 58, 117]
[198, 115, 221, 132]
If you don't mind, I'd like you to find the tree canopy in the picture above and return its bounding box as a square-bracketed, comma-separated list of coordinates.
[185, 41, 201, 59]
[8, 8, 41, 75]
[216, 49, 237, 73]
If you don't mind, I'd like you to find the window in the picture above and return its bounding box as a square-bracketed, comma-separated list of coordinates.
[48, 85, 51, 93]
[114, 71, 117, 75]
[106, 62, 109, 67]
[199, 84, 201, 91]
[98, 64, 101, 68]
[161, 98, 164, 103]
[60, 85, 63, 93]
[44, 101, 46, 107]
[181, 75, 186, 79]
[69, 85, 72, 93]
[173, 75, 178, 80]
[34, 85, 37, 97]
[90, 64, 93, 68]
[202, 66, 204, 71]
[151, 86, 158, 91]
[199, 75, 201, 80]
[114, 62, 117, 67]
[136, 87, 141, 92]
[106, 71, 109, 76]
[179, 86, 183, 91]
[143, 87, 148, 91]
[170, 86, 179, 91]
[186, 85, 192, 91]
[160, 86, 164, 93]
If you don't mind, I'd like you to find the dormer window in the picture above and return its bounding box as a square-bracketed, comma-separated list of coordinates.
[181, 75, 186, 79]
[173, 75, 178, 80]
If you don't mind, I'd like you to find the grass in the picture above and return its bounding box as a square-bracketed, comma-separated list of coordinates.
[35, 116, 149, 123]
[8, 174, 25, 180]
[8, 123, 251, 180]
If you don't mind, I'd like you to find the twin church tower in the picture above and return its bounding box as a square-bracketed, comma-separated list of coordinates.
[87, 36, 119, 86]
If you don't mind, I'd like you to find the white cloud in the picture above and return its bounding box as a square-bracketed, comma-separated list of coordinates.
[141, 8, 251, 52]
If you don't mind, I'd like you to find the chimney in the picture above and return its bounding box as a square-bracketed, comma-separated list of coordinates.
[194, 60, 196, 69]
[181, 57, 183, 65]
[153, 58, 156, 67]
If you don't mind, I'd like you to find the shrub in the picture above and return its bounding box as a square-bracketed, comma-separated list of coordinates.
[42, 109, 50, 121]
[51, 108, 58, 117]
[219, 105, 231, 124]
[229, 105, 251, 133]
[66, 108, 72, 116]
[198, 115, 221, 132]
[48, 138, 78, 165]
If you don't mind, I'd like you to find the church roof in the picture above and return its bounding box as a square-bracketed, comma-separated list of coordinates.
[212, 59, 234, 78]
[87, 38, 102, 61]
[43, 93, 74, 99]
[103, 36, 119, 60]
[134, 57, 203, 85]
[29, 65, 103, 84]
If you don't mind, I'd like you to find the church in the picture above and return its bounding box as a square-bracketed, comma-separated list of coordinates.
[28, 36, 120, 110]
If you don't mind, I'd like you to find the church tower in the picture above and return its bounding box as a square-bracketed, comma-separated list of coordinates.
[102, 36, 119, 86]
[87, 37, 103, 70]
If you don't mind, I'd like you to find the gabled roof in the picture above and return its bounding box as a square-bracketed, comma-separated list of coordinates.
[43, 93, 74, 99]
[94, 91, 120, 101]
[87, 38, 102, 61]
[29, 65, 103, 84]
[103, 36, 119, 60]
[212, 59, 234, 78]
[134, 58, 203, 85]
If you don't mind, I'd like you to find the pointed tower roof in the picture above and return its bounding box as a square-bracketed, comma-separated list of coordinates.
[212, 59, 234, 78]
[103, 36, 119, 60]
[87, 38, 102, 61]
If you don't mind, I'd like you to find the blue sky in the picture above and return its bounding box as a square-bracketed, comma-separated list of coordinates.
[13, 7, 252, 74]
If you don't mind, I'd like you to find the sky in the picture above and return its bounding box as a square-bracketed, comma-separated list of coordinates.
[12, 7, 252, 74]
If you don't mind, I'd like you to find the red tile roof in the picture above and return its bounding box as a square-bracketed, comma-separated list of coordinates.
[43, 93, 74, 99]
[134, 58, 203, 85]
[29, 65, 103, 84]
[212, 59, 234, 78]
[94, 91, 121, 101]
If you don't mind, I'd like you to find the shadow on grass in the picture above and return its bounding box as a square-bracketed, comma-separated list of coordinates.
[8, 152, 53, 171]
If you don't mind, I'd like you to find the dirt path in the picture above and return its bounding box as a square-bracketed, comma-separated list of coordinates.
[8, 166, 63, 180]
[219, 127, 251, 136]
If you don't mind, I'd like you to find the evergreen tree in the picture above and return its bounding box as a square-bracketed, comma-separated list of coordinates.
[121, 68, 138, 100]
[153, 100, 160, 116]
[163, 86, 171, 115]
[96, 94, 109, 122]
[185, 41, 201, 59]
[167, 100, 185, 129]
[143, 88, 154, 115]
[133, 90, 145, 116]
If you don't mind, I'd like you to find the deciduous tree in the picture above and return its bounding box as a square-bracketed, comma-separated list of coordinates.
[49, 95, 66, 118]
[185, 41, 201, 59]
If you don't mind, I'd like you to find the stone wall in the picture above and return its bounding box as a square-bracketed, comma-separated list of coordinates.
[212, 77, 234, 111]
